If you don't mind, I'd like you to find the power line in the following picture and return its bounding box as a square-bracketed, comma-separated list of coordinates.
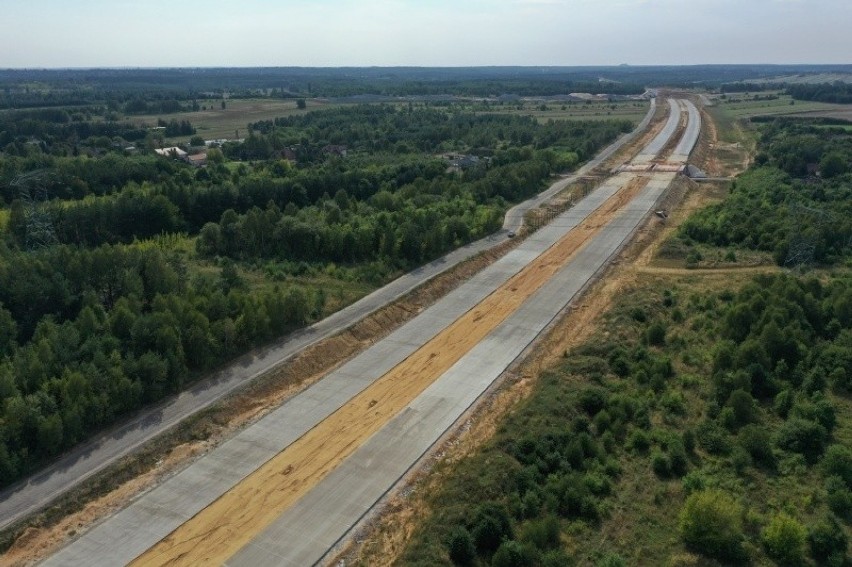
[11, 170, 58, 250]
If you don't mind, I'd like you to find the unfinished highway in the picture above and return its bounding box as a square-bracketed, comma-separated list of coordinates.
[42, 97, 699, 566]
[0, 100, 657, 534]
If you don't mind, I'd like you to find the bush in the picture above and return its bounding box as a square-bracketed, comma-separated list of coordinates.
[825, 476, 852, 520]
[646, 321, 667, 346]
[697, 420, 732, 455]
[774, 418, 828, 463]
[579, 387, 607, 415]
[597, 553, 627, 567]
[446, 526, 476, 565]
[650, 451, 673, 478]
[470, 502, 513, 554]
[738, 424, 776, 468]
[626, 428, 651, 453]
[726, 389, 758, 427]
[822, 444, 852, 488]
[762, 513, 807, 566]
[808, 514, 848, 565]
[520, 516, 561, 550]
[679, 490, 746, 563]
[492, 540, 536, 567]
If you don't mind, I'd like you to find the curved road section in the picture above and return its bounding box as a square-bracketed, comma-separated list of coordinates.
[0, 100, 656, 532]
[43, 99, 696, 566]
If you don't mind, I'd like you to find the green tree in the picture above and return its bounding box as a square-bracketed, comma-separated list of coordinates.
[296, 98, 307, 110]
[679, 490, 746, 563]
[446, 526, 476, 565]
[762, 513, 806, 566]
[492, 540, 536, 567]
[819, 151, 847, 179]
[0, 304, 17, 358]
[808, 514, 848, 565]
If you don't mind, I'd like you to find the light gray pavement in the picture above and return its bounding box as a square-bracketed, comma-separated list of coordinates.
[227, 172, 678, 567]
[501, 97, 656, 232]
[670, 100, 701, 163]
[633, 98, 680, 164]
[0, 100, 657, 532]
[42, 98, 683, 566]
[41, 172, 639, 567]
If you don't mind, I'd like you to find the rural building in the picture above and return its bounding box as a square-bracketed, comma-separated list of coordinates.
[186, 153, 208, 167]
[154, 147, 188, 159]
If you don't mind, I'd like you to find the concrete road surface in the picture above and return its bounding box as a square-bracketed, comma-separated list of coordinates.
[0, 102, 657, 533]
[43, 98, 693, 566]
[227, 174, 677, 567]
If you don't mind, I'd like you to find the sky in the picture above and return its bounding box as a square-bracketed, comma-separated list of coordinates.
[1, 0, 850, 68]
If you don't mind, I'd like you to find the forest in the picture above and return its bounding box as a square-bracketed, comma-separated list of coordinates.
[680, 119, 852, 267]
[4, 65, 852, 110]
[0, 101, 631, 488]
[393, 118, 852, 566]
[787, 83, 852, 105]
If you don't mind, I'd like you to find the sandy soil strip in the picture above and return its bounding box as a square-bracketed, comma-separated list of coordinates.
[131, 176, 650, 567]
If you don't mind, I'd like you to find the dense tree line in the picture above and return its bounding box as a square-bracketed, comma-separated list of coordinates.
[680, 120, 852, 266]
[0, 241, 322, 486]
[787, 82, 852, 104]
[248, 104, 628, 161]
[0, 109, 150, 156]
[0, 102, 632, 489]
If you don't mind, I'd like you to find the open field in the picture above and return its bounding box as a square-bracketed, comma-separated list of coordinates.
[129, 98, 646, 146]
[129, 98, 341, 142]
[715, 93, 839, 118]
[753, 72, 852, 85]
[482, 100, 648, 124]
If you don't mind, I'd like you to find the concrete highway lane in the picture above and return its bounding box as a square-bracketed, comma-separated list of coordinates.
[0, 100, 657, 533]
[41, 98, 695, 566]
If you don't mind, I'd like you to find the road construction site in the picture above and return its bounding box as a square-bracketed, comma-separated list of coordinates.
[41, 97, 700, 567]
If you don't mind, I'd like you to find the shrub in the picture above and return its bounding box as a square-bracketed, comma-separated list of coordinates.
[697, 420, 732, 455]
[775, 418, 828, 463]
[821, 444, 852, 487]
[579, 387, 607, 415]
[652, 449, 671, 477]
[825, 476, 852, 520]
[762, 513, 807, 566]
[520, 515, 561, 550]
[470, 502, 513, 553]
[726, 389, 758, 427]
[679, 490, 746, 563]
[808, 514, 848, 565]
[597, 553, 626, 567]
[668, 439, 689, 477]
[446, 526, 476, 565]
[626, 428, 650, 453]
[646, 321, 667, 346]
[491, 540, 536, 567]
[738, 424, 775, 468]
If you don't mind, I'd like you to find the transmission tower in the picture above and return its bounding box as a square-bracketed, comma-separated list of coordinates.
[11, 170, 58, 249]
[784, 202, 828, 269]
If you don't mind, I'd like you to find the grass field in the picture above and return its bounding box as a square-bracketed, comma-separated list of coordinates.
[482, 99, 648, 124]
[0, 209, 8, 231]
[715, 93, 840, 119]
[129, 98, 344, 143]
[129, 97, 646, 145]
